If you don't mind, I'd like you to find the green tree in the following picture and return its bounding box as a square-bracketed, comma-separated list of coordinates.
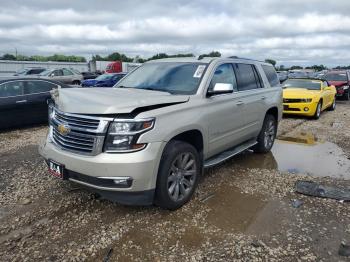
[290, 65, 303, 70]
[305, 65, 327, 71]
[265, 59, 276, 67]
[1, 53, 16, 60]
[198, 51, 221, 60]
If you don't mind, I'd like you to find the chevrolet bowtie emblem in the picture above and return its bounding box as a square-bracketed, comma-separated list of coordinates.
[57, 124, 70, 136]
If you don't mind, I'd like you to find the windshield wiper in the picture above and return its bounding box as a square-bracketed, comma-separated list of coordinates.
[139, 87, 171, 94]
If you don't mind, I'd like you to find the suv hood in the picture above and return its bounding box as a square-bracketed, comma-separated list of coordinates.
[53, 88, 190, 114]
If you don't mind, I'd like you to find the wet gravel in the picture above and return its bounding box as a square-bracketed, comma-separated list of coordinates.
[1, 102, 350, 261]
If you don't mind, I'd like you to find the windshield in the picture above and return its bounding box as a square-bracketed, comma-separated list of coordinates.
[324, 73, 347, 81]
[96, 74, 114, 81]
[282, 79, 321, 90]
[115, 62, 207, 95]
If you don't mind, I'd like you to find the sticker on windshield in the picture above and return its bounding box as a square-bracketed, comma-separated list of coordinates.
[193, 65, 206, 78]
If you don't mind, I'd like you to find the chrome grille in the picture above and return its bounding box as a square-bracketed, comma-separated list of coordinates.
[50, 108, 112, 155]
[55, 110, 100, 130]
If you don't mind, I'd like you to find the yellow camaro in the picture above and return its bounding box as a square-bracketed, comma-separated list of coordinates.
[282, 78, 336, 119]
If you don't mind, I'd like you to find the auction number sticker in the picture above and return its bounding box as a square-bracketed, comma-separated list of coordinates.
[193, 65, 206, 78]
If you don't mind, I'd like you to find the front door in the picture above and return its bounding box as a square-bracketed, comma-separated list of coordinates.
[205, 63, 247, 157]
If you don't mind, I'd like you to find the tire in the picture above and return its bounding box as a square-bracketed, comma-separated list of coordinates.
[313, 101, 322, 119]
[253, 114, 277, 153]
[154, 140, 200, 210]
[344, 91, 350, 101]
[327, 97, 336, 111]
[72, 80, 80, 85]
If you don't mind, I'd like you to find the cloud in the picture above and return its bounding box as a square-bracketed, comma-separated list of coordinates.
[0, 0, 349, 66]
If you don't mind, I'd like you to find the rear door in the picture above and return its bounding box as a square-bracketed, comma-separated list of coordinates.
[0, 80, 28, 129]
[62, 69, 74, 84]
[24, 80, 60, 123]
[233, 63, 267, 139]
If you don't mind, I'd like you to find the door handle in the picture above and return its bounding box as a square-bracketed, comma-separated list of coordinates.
[16, 100, 27, 104]
[261, 96, 266, 100]
[236, 101, 244, 106]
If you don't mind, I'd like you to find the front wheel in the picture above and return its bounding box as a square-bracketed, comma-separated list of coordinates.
[313, 101, 322, 119]
[253, 114, 277, 153]
[154, 140, 200, 210]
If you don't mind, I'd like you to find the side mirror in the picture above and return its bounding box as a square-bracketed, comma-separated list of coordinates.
[207, 83, 234, 97]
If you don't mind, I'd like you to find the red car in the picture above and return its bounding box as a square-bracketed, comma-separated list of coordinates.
[324, 70, 350, 100]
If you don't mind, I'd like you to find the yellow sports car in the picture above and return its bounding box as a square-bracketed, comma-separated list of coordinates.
[282, 78, 336, 119]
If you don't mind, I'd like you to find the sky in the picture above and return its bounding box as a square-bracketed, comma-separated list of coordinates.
[0, 0, 350, 67]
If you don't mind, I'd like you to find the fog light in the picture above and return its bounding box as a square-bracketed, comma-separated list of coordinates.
[98, 176, 133, 188]
[304, 107, 309, 112]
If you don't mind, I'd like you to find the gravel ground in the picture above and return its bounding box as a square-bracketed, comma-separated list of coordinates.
[1, 102, 350, 261]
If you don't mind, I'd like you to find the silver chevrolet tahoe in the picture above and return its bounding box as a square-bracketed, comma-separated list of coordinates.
[39, 57, 282, 210]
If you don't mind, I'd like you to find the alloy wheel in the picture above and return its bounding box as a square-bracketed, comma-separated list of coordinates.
[263, 120, 276, 149]
[167, 152, 197, 202]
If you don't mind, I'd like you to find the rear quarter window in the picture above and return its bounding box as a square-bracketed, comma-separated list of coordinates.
[262, 65, 279, 87]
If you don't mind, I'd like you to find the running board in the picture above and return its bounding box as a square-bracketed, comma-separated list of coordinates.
[204, 139, 257, 168]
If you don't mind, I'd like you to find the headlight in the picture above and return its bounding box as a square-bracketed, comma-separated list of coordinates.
[300, 98, 312, 102]
[104, 118, 155, 152]
[342, 85, 349, 90]
[48, 103, 55, 124]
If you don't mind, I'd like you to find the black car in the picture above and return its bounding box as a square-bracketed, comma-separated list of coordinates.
[81, 71, 101, 80]
[0, 78, 71, 130]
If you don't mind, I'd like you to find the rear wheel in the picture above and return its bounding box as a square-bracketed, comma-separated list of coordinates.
[313, 101, 322, 119]
[154, 140, 200, 210]
[253, 114, 277, 153]
[72, 80, 80, 85]
[328, 97, 336, 111]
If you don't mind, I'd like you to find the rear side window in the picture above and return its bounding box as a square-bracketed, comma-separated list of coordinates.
[262, 65, 279, 87]
[233, 63, 260, 91]
[25, 81, 58, 94]
[0, 81, 25, 97]
[208, 63, 238, 92]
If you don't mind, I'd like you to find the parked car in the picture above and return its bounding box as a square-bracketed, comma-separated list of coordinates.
[105, 61, 140, 73]
[38, 68, 83, 85]
[39, 57, 282, 209]
[277, 71, 288, 82]
[81, 71, 101, 80]
[324, 71, 350, 100]
[282, 78, 336, 119]
[81, 73, 126, 87]
[0, 78, 71, 129]
[13, 68, 46, 76]
[288, 71, 308, 79]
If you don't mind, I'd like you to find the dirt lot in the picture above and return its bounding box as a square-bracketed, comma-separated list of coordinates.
[1, 102, 350, 262]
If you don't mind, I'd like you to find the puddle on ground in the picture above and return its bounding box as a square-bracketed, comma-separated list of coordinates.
[205, 185, 267, 232]
[232, 132, 350, 179]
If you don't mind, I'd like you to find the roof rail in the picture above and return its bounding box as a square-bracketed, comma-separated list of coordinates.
[228, 56, 265, 63]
